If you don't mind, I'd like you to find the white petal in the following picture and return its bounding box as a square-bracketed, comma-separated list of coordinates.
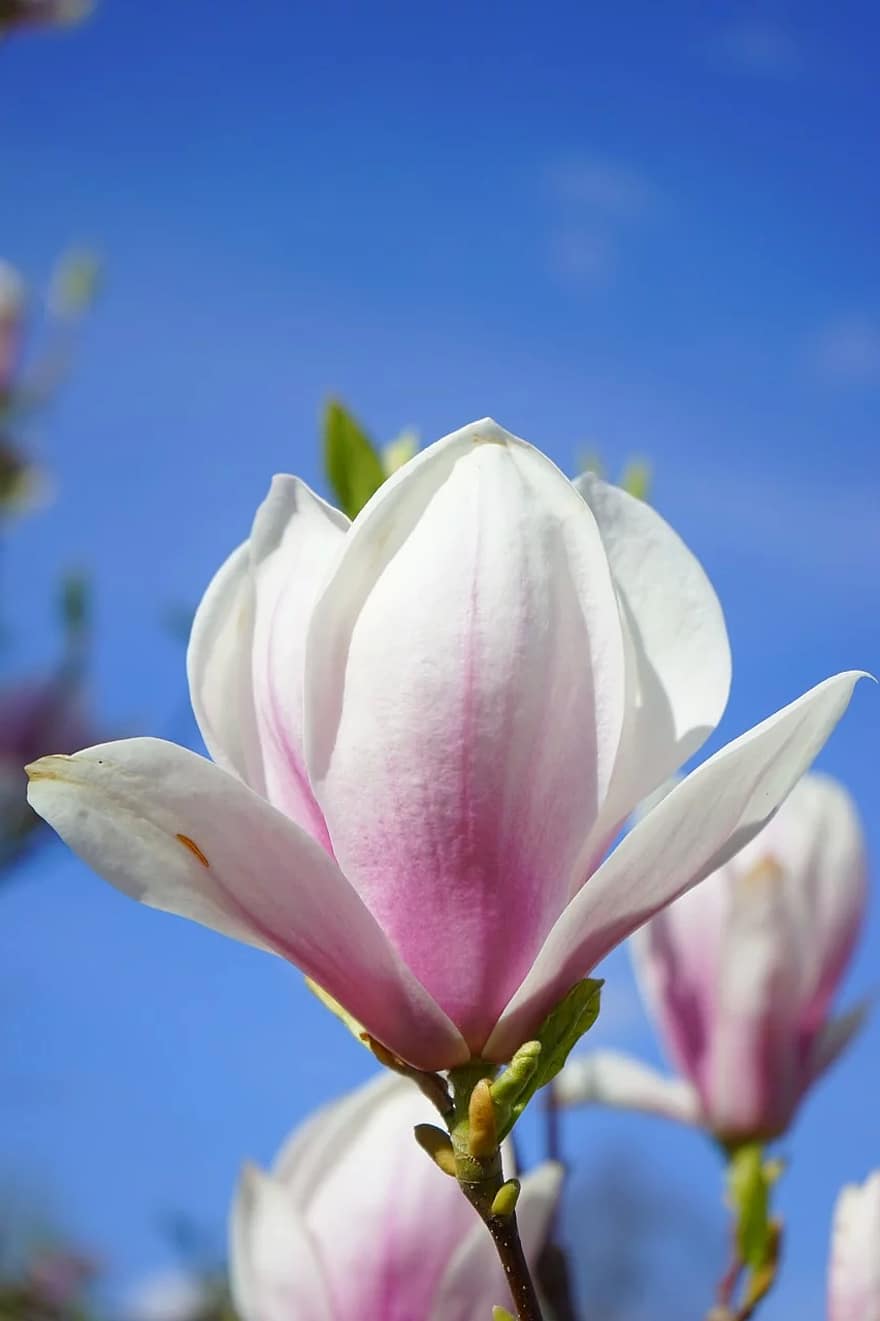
[304, 418, 626, 1049]
[249, 475, 347, 841]
[26, 737, 468, 1070]
[829, 1171, 880, 1321]
[574, 473, 731, 832]
[486, 671, 865, 1060]
[555, 1050, 702, 1125]
[230, 1164, 334, 1321]
[186, 542, 265, 792]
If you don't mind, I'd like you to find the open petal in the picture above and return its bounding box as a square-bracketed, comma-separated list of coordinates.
[26, 737, 468, 1071]
[429, 1162, 563, 1321]
[575, 473, 731, 838]
[250, 475, 347, 844]
[304, 418, 626, 1050]
[230, 1165, 334, 1321]
[186, 542, 266, 793]
[555, 1050, 702, 1126]
[486, 671, 865, 1061]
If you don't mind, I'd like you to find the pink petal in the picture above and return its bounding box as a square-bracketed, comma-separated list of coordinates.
[486, 671, 865, 1061]
[26, 737, 468, 1070]
[304, 419, 626, 1050]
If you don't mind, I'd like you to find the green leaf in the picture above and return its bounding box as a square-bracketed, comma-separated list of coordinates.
[494, 978, 602, 1137]
[619, 458, 651, 501]
[323, 398, 386, 518]
[728, 1143, 772, 1271]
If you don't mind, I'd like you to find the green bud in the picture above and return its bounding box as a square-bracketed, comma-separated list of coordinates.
[490, 1178, 521, 1219]
[413, 1124, 457, 1177]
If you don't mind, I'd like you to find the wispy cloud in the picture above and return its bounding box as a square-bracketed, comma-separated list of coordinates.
[809, 317, 880, 387]
[545, 154, 657, 288]
[710, 19, 804, 78]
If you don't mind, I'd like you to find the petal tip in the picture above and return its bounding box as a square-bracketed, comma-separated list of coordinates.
[467, 417, 521, 447]
[24, 754, 70, 782]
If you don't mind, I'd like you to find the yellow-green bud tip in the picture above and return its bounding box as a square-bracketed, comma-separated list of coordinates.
[413, 1124, 457, 1177]
[490, 1178, 521, 1219]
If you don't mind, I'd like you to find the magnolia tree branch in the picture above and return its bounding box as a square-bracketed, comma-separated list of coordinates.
[448, 1064, 545, 1321]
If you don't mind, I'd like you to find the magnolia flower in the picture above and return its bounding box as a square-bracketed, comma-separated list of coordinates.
[0, 260, 24, 395]
[232, 1072, 561, 1321]
[558, 773, 867, 1142]
[26, 420, 863, 1070]
[1, 674, 95, 868]
[829, 1171, 880, 1321]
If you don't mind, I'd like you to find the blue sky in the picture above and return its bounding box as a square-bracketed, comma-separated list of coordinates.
[1, 1, 878, 1315]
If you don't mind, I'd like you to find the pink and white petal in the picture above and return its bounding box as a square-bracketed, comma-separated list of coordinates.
[808, 1002, 868, 1086]
[828, 1172, 880, 1321]
[25, 737, 468, 1071]
[768, 774, 866, 1029]
[305, 418, 626, 1051]
[293, 1075, 478, 1321]
[574, 473, 731, 834]
[429, 1162, 563, 1321]
[555, 1050, 702, 1126]
[186, 542, 266, 793]
[230, 1164, 334, 1321]
[704, 868, 802, 1139]
[629, 867, 729, 1088]
[250, 475, 347, 844]
[486, 671, 865, 1061]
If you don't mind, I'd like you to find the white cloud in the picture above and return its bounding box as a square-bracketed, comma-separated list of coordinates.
[545, 155, 657, 289]
[711, 19, 804, 77]
[810, 317, 880, 387]
[550, 157, 656, 221]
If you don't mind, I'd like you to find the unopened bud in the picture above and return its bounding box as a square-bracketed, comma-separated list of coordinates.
[413, 1124, 457, 1177]
[467, 1077, 498, 1158]
[490, 1178, 521, 1219]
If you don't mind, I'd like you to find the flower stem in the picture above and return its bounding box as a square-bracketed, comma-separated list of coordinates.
[448, 1063, 545, 1321]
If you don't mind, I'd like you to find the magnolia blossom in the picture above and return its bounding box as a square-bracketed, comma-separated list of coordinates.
[27, 420, 863, 1069]
[232, 1072, 561, 1321]
[1, 674, 95, 867]
[829, 1171, 880, 1321]
[559, 773, 867, 1141]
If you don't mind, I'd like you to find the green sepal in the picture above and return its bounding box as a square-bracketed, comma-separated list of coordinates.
[322, 398, 386, 518]
[727, 1142, 779, 1272]
[493, 978, 602, 1138]
[492, 1309, 516, 1321]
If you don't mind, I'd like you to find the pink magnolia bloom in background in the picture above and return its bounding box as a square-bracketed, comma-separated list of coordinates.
[26, 420, 863, 1069]
[232, 1072, 561, 1321]
[828, 1171, 880, 1321]
[558, 773, 867, 1142]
